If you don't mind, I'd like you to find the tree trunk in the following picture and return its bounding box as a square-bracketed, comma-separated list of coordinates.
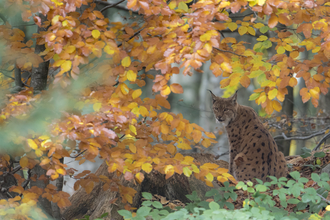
[31, 14, 49, 93]
[62, 153, 228, 220]
[277, 86, 293, 156]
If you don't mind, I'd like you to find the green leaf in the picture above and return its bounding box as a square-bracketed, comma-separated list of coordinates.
[311, 173, 321, 182]
[142, 201, 152, 207]
[136, 206, 151, 217]
[256, 184, 267, 192]
[142, 192, 152, 200]
[321, 172, 330, 181]
[209, 201, 220, 210]
[117, 210, 132, 218]
[290, 171, 301, 180]
[249, 93, 261, 101]
[260, 26, 269, 34]
[152, 201, 163, 209]
[314, 152, 326, 158]
[248, 70, 264, 79]
[287, 198, 300, 204]
[100, 213, 108, 218]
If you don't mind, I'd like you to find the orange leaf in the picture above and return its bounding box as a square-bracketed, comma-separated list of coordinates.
[268, 14, 278, 28]
[120, 83, 129, 95]
[20, 157, 28, 168]
[289, 77, 298, 87]
[192, 130, 202, 143]
[205, 132, 216, 139]
[240, 75, 250, 88]
[161, 124, 169, 134]
[313, 74, 324, 82]
[170, 83, 183, 94]
[300, 88, 311, 103]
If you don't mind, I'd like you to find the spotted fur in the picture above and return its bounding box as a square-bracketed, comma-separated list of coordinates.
[210, 91, 287, 182]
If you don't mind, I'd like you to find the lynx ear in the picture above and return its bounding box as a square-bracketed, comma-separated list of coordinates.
[231, 91, 238, 104]
[208, 90, 217, 103]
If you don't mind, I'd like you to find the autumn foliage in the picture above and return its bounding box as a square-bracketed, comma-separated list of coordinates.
[0, 0, 329, 218]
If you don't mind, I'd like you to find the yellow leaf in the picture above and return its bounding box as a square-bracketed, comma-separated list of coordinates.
[205, 173, 214, 182]
[161, 86, 171, 96]
[129, 144, 136, 153]
[93, 103, 102, 112]
[132, 89, 142, 99]
[27, 139, 38, 150]
[238, 26, 248, 35]
[127, 70, 137, 81]
[325, 129, 329, 134]
[92, 30, 101, 39]
[61, 60, 72, 72]
[227, 22, 237, 31]
[220, 62, 232, 73]
[178, 1, 188, 12]
[168, 1, 176, 9]
[200, 32, 211, 42]
[129, 125, 137, 135]
[183, 167, 192, 177]
[120, 83, 129, 95]
[257, 92, 267, 105]
[310, 87, 320, 99]
[268, 89, 278, 100]
[277, 46, 285, 54]
[121, 56, 131, 67]
[104, 45, 115, 54]
[272, 100, 282, 112]
[35, 149, 43, 157]
[142, 163, 153, 173]
[248, 26, 256, 35]
[57, 168, 66, 175]
[139, 106, 149, 117]
[135, 172, 144, 183]
[217, 175, 228, 183]
[164, 165, 174, 174]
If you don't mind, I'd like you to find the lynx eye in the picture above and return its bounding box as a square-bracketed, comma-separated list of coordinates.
[224, 108, 229, 112]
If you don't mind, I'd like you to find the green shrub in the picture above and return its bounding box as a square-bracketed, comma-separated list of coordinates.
[118, 171, 330, 220]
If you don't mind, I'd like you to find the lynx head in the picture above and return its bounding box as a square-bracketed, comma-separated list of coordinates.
[209, 90, 238, 126]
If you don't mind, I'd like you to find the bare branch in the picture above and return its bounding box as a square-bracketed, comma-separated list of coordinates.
[274, 126, 330, 141]
[213, 47, 247, 57]
[313, 132, 330, 151]
[99, 0, 126, 13]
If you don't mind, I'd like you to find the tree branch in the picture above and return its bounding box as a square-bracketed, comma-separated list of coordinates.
[313, 132, 330, 151]
[99, 0, 126, 13]
[274, 126, 330, 142]
[213, 47, 246, 57]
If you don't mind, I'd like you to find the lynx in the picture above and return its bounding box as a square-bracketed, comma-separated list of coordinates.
[210, 91, 287, 182]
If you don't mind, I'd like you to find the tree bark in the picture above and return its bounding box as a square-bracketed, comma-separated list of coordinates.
[31, 14, 49, 93]
[62, 153, 228, 220]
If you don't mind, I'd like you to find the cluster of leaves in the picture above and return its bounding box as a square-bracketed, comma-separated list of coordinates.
[300, 147, 327, 171]
[0, 0, 330, 218]
[120, 172, 330, 220]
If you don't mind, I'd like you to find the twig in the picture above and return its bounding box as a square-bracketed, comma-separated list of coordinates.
[274, 126, 330, 142]
[313, 132, 330, 151]
[99, 0, 126, 13]
[117, 27, 145, 47]
[318, 193, 330, 203]
[213, 47, 246, 57]
[70, 150, 87, 158]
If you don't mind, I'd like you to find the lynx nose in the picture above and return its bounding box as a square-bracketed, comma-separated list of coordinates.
[217, 117, 224, 122]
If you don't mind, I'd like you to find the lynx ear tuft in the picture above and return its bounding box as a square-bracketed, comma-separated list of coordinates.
[208, 90, 217, 103]
[231, 91, 238, 104]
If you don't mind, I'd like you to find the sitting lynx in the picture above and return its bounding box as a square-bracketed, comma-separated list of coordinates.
[210, 91, 287, 182]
